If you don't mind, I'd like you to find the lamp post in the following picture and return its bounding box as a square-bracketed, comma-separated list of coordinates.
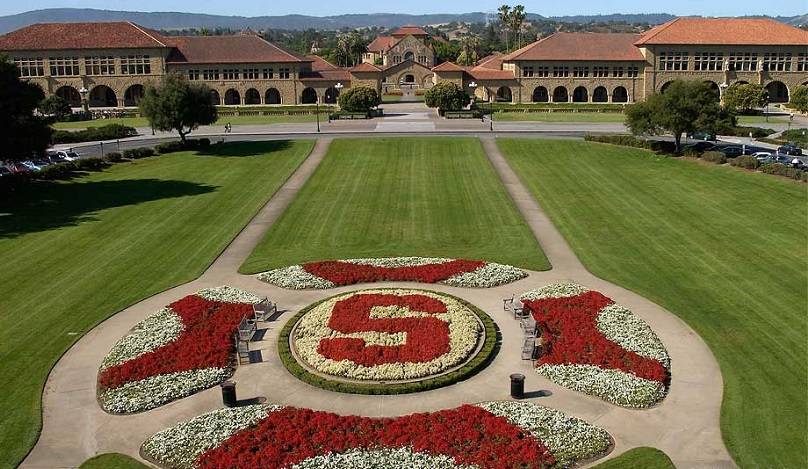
[315, 96, 320, 133]
[79, 87, 89, 114]
[334, 82, 344, 121]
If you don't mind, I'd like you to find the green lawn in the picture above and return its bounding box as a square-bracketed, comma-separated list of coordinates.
[499, 138, 807, 468]
[80, 453, 149, 469]
[52, 114, 320, 129]
[592, 447, 675, 469]
[0, 140, 313, 467]
[736, 115, 787, 125]
[241, 137, 549, 273]
[493, 111, 626, 123]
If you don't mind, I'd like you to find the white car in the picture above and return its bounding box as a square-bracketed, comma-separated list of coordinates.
[48, 150, 79, 162]
[751, 152, 772, 161]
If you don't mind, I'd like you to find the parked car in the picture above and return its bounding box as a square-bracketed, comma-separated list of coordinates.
[48, 150, 79, 162]
[689, 131, 717, 141]
[0, 166, 11, 177]
[684, 141, 717, 152]
[32, 157, 52, 168]
[751, 151, 773, 162]
[773, 154, 792, 165]
[720, 146, 746, 157]
[777, 144, 803, 156]
[20, 160, 42, 171]
[6, 162, 31, 173]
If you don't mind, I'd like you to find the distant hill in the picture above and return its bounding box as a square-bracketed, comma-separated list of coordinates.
[0, 8, 805, 34]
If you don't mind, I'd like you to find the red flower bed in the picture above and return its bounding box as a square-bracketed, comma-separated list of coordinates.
[317, 293, 450, 366]
[197, 405, 555, 469]
[303, 259, 486, 286]
[99, 295, 253, 389]
[524, 291, 668, 383]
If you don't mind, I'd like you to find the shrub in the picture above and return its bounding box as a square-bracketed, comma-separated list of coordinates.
[790, 85, 808, 113]
[702, 151, 727, 164]
[730, 155, 759, 170]
[337, 86, 381, 113]
[122, 148, 155, 159]
[104, 152, 123, 163]
[681, 148, 702, 158]
[36, 162, 76, 180]
[52, 124, 137, 144]
[584, 134, 648, 148]
[39, 95, 73, 121]
[425, 82, 470, 113]
[155, 141, 186, 154]
[74, 157, 109, 171]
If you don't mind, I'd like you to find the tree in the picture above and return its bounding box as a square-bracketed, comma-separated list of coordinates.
[139, 73, 217, 143]
[39, 95, 73, 121]
[626, 80, 725, 152]
[790, 85, 808, 113]
[424, 81, 470, 113]
[432, 40, 460, 65]
[456, 34, 480, 66]
[498, 5, 511, 51]
[0, 55, 52, 162]
[722, 83, 767, 113]
[338, 86, 381, 113]
[509, 5, 527, 50]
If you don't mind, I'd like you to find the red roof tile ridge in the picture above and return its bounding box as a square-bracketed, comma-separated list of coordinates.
[502, 34, 554, 61]
[127, 22, 167, 47]
[634, 17, 681, 45]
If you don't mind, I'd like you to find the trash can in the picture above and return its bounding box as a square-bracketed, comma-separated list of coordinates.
[510, 373, 525, 399]
[221, 380, 237, 407]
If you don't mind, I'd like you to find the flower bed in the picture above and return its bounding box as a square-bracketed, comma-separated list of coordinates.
[98, 286, 262, 413]
[522, 283, 671, 408]
[142, 401, 611, 469]
[280, 289, 498, 394]
[293, 289, 480, 381]
[257, 257, 527, 289]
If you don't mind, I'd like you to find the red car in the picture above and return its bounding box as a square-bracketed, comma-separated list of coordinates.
[6, 162, 32, 173]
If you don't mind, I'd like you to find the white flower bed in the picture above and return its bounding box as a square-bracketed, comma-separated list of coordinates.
[537, 364, 667, 408]
[597, 303, 671, 368]
[257, 257, 527, 289]
[291, 448, 475, 469]
[101, 308, 183, 370]
[476, 401, 610, 467]
[142, 404, 281, 469]
[520, 282, 589, 301]
[293, 289, 481, 381]
[196, 285, 263, 304]
[100, 368, 232, 413]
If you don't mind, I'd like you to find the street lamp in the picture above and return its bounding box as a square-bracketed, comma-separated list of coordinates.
[79, 87, 89, 114]
[333, 82, 344, 122]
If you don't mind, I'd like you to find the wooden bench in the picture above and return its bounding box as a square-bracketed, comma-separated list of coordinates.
[253, 299, 277, 322]
[237, 315, 256, 342]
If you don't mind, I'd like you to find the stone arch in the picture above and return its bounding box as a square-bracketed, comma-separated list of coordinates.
[572, 86, 589, 103]
[404, 51, 415, 62]
[552, 86, 568, 102]
[55, 85, 81, 107]
[733, 80, 750, 86]
[612, 86, 629, 103]
[89, 85, 117, 108]
[123, 84, 145, 107]
[301, 87, 317, 104]
[592, 86, 608, 103]
[224, 89, 241, 105]
[265, 88, 281, 104]
[495, 86, 512, 102]
[532, 86, 549, 103]
[210, 89, 221, 105]
[244, 88, 261, 105]
[422, 75, 433, 88]
[399, 74, 416, 85]
[324, 86, 340, 104]
[703, 80, 720, 101]
[765, 81, 789, 103]
[660, 81, 673, 94]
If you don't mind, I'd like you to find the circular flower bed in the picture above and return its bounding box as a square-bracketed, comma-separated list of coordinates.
[280, 289, 497, 394]
[521, 283, 671, 408]
[141, 401, 612, 469]
[257, 257, 527, 289]
[98, 286, 262, 413]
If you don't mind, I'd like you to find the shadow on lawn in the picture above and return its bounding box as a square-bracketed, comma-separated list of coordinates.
[197, 140, 293, 158]
[0, 178, 216, 238]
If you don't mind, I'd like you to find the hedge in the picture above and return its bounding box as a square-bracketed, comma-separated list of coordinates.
[479, 103, 627, 113]
[583, 134, 676, 154]
[52, 124, 137, 144]
[122, 148, 155, 159]
[277, 290, 500, 395]
[701, 151, 727, 164]
[729, 155, 759, 170]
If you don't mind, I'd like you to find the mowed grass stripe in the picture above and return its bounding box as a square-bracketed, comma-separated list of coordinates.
[0, 140, 314, 468]
[240, 137, 549, 273]
[499, 138, 807, 468]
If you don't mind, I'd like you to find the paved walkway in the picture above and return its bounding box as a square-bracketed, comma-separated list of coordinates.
[23, 136, 735, 468]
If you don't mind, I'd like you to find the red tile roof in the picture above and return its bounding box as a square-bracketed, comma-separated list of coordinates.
[164, 33, 309, 64]
[367, 36, 397, 52]
[350, 62, 382, 72]
[504, 32, 645, 61]
[432, 61, 465, 72]
[0, 21, 168, 50]
[392, 25, 429, 37]
[299, 54, 351, 81]
[475, 52, 505, 70]
[635, 17, 808, 45]
[306, 54, 341, 71]
[467, 69, 515, 80]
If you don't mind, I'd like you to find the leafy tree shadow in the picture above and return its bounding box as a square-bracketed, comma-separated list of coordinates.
[196, 140, 293, 158]
[0, 178, 216, 238]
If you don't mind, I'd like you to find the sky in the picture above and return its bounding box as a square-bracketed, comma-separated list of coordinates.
[0, 0, 805, 18]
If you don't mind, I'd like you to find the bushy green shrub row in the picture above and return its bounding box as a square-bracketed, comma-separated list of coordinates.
[154, 138, 211, 154]
[52, 124, 137, 144]
[759, 163, 808, 181]
[480, 102, 627, 112]
[123, 148, 155, 159]
[583, 134, 676, 153]
[715, 125, 776, 138]
[729, 155, 759, 169]
[1, 157, 112, 193]
[701, 151, 727, 164]
[277, 291, 499, 395]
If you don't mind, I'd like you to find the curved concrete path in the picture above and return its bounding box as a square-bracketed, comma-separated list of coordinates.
[23, 136, 734, 468]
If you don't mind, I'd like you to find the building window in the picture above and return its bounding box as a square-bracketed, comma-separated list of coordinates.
[694, 52, 724, 71]
[203, 69, 220, 80]
[627, 66, 639, 77]
[417, 55, 428, 64]
[573, 66, 589, 77]
[188, 70, 200, 80]
[763, 52, 792, 71]
[593, 66, 609, 78]
[243, 68, 259, 80]
[535, 66, 549, 77]
[85, 56, 115, 75]
[522, 66, 534, 77]
[263, 68, 274, 79]
[223, 69, 239, 80]
[393, 56, 401, 64]
[48, 56, 80, 76]
[279, 68, 291, 79]
[120, 55, 151, 75]
[14, 57, 45, 77]
[612, 67, 624, 77]
[552, 66, 569, 77]
[728, 52, 757, 71]
[798, 53, 807, 72]
[659, 51, 688, 71]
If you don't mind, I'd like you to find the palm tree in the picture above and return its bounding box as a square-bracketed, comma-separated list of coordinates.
[498, 5, 511, 51]
[510, 5, 526, 50]
[456, 34, 480, 66]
